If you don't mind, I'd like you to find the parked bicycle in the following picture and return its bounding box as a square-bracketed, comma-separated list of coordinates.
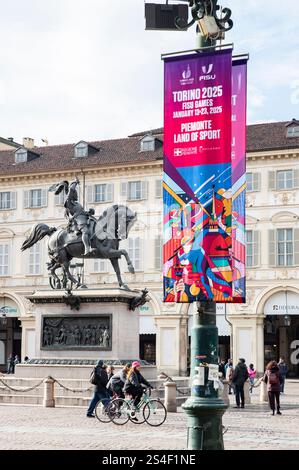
[106, 387, 167, 427]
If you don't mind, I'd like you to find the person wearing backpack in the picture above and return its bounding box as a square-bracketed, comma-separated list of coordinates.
[263, 360, 283, 415]
[86, 360, 109, 418]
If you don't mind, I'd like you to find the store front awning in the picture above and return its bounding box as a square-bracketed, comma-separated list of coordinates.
[139, 316, 157, 335]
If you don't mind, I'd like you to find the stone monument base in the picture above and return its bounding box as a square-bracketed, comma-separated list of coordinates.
[26, 287, 144, 363]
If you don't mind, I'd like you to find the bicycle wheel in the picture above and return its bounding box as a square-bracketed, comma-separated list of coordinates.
[95, 399, 112, 423]
[107, 398, 130, 425]
[143, 399, 167, 427]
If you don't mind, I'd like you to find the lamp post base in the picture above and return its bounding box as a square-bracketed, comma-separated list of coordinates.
[183, 397, 227, 450]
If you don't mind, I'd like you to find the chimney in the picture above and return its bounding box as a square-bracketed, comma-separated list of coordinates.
[23, 137, 34, 149]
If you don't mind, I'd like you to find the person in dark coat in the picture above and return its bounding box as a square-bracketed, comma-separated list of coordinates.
[218, 359, 226, 379]
[263, 360, 283, 415]
[107, 363, 131, 399]
[232, 358, 249, 409]
[124, 361, 153, 408]
[86, 360, 109, 418]
[7, 355, 15, 374]
[278, 357, 288, 394]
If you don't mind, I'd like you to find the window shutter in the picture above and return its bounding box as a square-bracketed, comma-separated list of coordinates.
[136, 237, 142, 271]
[155, 180, 162, 198]
[41, 189, 48, 207]
[86, 185, 94, 204]
[11, 192, 17, 210]
[268, 171, 276, 190]
[155, 236, 162, 270]
[121, 182, 127, 200]
[253, 231, 260, 267]
[269, 229, 276, 267]
[106, 184, 113, 202]
[141, 181, 148, 200]
[294, 169, 299, 189]
[294, 228, 299, 266]
[24, 190, 30, 209]
[253, 174, 261, 192]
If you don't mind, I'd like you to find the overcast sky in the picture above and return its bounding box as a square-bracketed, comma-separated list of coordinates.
[0, 0, 298, 146]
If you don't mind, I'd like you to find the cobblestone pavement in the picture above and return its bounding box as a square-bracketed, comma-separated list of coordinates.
[0, 381, 298, 450]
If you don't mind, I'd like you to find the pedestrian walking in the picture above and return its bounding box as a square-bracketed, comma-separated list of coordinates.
[86, 360, 109, 418]
[232, 358, 249, 408]
[225, 359, 234, 394]
[107, 365, 115, 381]
[263, 360, 282, 415]
[278, 357, 288, 394]
[247, 363, 257, 393]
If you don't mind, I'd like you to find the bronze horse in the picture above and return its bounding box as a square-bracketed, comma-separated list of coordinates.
[21, 180, 137, 290]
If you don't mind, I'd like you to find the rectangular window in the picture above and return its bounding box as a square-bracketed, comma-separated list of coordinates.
[0, 245, 9, 276]
[129, 238, 141, 271]
[55, 191, 65, 206]
[277, 229, 293, 267]
[30, 189, 42, 208]
[0, 192, 11, 210]
[95, 184, 113, 203]
[277, 170, 293, 190]
[128, 181, 142, 200]
[94, 259, 108, 273]
[29, 244, 41, 275]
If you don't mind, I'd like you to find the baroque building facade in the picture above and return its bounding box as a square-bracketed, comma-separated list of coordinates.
[0, 120, 299, 376]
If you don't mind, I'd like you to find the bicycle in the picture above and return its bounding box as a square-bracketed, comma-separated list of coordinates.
[107, 387, 167, 427]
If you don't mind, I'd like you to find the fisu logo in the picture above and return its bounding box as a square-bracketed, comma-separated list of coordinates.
[202, 64, 213, 75]
[200, 63, 216, 81]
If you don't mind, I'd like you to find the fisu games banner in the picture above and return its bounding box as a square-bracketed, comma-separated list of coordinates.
[231, 59, 248, 303]
[163, 49, 240, 303]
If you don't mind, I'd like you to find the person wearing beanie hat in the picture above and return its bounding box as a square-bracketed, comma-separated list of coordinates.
[123, 361, 153, 410]
[86, 360, 109, 418]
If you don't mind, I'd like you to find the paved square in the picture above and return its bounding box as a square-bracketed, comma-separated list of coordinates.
[0, 381, 298, 450]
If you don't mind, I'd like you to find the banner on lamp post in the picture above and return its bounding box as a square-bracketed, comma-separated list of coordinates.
[231, 59, 248, 303]
[163, 50, 234, 303]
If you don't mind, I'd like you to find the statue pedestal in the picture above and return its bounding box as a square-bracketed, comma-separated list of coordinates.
[27, 288, 140, 362]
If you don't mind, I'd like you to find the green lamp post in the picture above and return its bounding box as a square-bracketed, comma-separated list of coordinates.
[145, 0, 234, 451]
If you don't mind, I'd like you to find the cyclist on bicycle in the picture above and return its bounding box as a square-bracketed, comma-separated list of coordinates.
[107, 363, 131, 399]
[123, 361, 153, 408]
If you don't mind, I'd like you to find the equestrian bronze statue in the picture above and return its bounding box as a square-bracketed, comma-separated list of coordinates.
[21, 178, 137, 290]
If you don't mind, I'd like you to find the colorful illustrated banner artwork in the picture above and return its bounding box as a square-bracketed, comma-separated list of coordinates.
[163, 50, 234, 303]
[232, 59, 247, 303]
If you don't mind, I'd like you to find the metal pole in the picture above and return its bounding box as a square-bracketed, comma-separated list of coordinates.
[182, 301, 227, 450]
[182, 21, 228, 451]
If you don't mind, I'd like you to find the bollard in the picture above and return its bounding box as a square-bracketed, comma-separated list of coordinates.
[260, 380, 268, 403]
[220, 380, 230, 407]
[43, 377, 55, 408]
[244, 381, 251, 405]
[164, 381, 177, 413]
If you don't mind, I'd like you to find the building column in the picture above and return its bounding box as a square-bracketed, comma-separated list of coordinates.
[230, 314, 265, 375]
[155, 306, 188, 376]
